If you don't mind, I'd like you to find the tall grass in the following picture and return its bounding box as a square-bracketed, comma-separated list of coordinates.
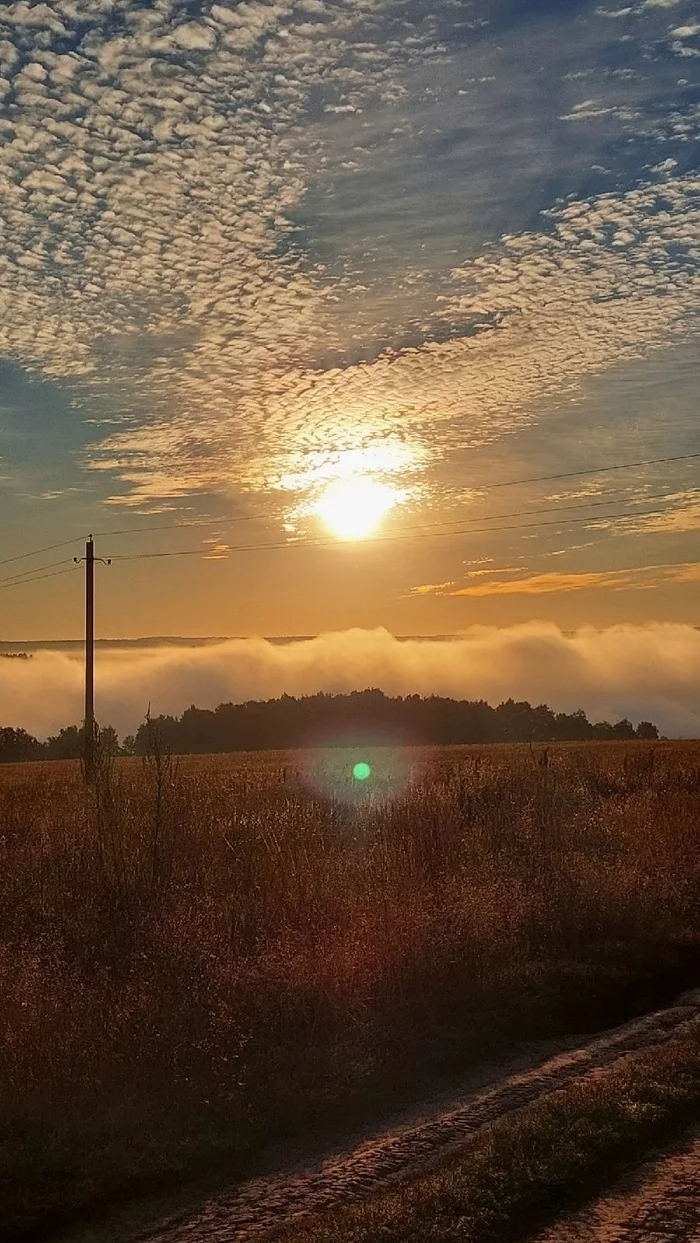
[1, 742, 700, 1235]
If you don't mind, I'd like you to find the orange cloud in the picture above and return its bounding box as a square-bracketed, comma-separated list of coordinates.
[413, 561, 700, 597]
[450, 568, 646, 596]
[411, 581, 457, 595]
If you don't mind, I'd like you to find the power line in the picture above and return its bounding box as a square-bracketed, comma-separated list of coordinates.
[0, 558, 74, 589]
[0, 494, 689, 593]
[353, 489, 682, 538]
[0, 565, 80, 592]
[479, 451, 700, 492]
[364, 504, 672, 546]
[94, 513, 259, 539]
[0, 536, 82, 569]
[98, 451, 700, 544]
[107, 500, 677, 563]
[1, 449, 696, 579]
[0, 487, 683, 583]
[1, 448, 699, 571]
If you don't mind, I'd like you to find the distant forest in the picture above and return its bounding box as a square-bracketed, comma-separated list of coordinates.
[0, 690, 660, 762]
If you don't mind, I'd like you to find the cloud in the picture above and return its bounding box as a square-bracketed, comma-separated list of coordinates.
[0, 0, 698, 530]
[591, 491, 700, 534]
[415, 560, 700, 596]
[412, 565, 525, 593]
[4, 624, 700, 738]
[0, 0, 454, 509]
[410, 581, 456, 596]
[614, 0, 688, 12]
[451, 569, 651, 596]
[90, 167, 700, 515]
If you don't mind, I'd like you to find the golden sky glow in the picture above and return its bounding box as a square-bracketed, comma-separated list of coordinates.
[0, 0, 699, 643]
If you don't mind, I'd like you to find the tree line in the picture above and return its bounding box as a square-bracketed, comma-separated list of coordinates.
[0, 724, 120, 763]
[0, 690, 660, 762]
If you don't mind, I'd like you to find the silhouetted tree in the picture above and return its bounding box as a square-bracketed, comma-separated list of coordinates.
[555, 708, 595, 741]
[45, 725, 83, 760]
[44, 723, 120, 760]
[0, 726, 42, 763]
[0, 696, 663, 763]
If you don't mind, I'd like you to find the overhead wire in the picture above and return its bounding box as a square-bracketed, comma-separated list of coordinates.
[94, 514, 260, 539]
[0, 558, 75, 588]
[107, 500, 676, 563]
[0, 565, 80, 592]
[94, 450, 700, 544]
[1, 448, 698, 585]
[0, 536, 83, 569]
[100, 485, 688, 548]
[330, 488, 684, 539]
[477, 451, 700, 491]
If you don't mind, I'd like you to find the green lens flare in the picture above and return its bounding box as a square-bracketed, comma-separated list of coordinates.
[353, 761, 372, 782]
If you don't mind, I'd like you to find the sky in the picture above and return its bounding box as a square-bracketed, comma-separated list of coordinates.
[1, 0, 700, 667]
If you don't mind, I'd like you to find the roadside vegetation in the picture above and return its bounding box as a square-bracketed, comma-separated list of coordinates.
[282, 1019, 700, 1243]
[1, 740, 700, 1237]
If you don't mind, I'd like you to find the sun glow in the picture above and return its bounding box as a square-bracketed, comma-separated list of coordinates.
[315, 477, 403, 540]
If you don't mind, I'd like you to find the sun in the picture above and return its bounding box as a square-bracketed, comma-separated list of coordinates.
[315, 477, 402, 540]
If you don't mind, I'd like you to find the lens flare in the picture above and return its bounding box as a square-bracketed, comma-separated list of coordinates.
[302, 742, 412, 805]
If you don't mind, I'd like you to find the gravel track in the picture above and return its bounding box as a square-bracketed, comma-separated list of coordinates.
[535, 1129, 700, 1242]
[139, 987, 700, 1243]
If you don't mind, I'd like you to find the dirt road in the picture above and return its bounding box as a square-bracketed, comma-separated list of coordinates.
[124, 988, 700, 1243]
[535, 1130, 700, 1242]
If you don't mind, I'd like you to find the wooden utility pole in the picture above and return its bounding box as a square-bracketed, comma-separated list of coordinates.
[85, 536, 95, 778]
[74, 536, 110, 782]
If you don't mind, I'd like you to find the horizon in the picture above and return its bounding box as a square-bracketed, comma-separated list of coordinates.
[0, 632, 513, 647]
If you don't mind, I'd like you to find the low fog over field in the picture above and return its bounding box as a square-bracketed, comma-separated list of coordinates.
[2, 623, 700, 740]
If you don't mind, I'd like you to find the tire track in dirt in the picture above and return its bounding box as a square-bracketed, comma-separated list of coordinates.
[141, 988, 700, 1243]
[535, 1128, 700, 1241]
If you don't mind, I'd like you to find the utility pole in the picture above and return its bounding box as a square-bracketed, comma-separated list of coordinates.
[85, 535, 95, 778]
[74, 536, 110, 782]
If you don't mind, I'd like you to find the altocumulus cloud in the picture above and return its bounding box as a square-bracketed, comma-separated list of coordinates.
[1, 0, 700, 524]
[3, 624, 700, 739]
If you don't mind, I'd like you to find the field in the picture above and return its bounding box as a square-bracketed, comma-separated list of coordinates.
[2, 741, 700, 1239]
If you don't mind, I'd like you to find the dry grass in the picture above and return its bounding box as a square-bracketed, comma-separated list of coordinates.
[282, 1019, 700, 1243]
[2, 741, 700, 1237]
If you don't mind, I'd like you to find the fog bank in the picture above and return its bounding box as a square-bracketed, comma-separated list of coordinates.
[2, 623, 700, 740]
